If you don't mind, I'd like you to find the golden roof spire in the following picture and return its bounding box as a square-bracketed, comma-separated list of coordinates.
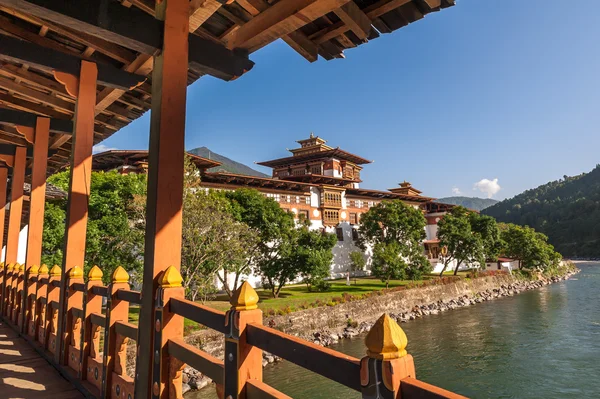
[364, 314, 408, 360]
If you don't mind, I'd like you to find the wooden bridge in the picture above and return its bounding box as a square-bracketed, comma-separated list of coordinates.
[0, 0, 463, 397]
[1, 262, 466, 399]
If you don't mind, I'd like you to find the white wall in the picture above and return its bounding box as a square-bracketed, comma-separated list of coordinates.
[1, 225, 28, 264]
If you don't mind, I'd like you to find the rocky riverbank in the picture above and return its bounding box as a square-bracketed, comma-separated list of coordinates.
[181, 268, 578, 394]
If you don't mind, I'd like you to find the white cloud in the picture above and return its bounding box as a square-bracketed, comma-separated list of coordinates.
[473, 178, 501, 198]
[92, 144, 117, 154]
[452, 187, 462, 195]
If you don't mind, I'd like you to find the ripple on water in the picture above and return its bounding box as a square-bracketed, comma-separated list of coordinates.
[188, 263, 600, 399]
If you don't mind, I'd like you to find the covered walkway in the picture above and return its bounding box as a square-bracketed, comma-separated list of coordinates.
[0, 321, 83, 399]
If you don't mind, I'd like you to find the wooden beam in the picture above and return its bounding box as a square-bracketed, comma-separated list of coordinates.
[333, 1, 372, 40]
[189, 0, 223, 32]
[0, 76, 74, 114]
[5, 146, 26, 263]
[0, 167, 7, 314]
[136, 0, 189, 396]
[0, 108, 72, 133]
[0, 34, 146, 90]
[0, 0, 254, 81]
[282, 31, 318, 62]
[0, 92, 71, 119]
[227, 0, 351, 51]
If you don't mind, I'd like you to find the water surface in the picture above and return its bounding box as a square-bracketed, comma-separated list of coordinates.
[190, 262, 600, 398]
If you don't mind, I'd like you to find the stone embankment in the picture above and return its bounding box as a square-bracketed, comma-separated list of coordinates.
[180, 269, 578, 394]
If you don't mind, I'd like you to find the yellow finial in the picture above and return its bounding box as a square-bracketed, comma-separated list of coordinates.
[364, 314, 408, 360]
[29, 265, 40, 275]
[160, 266, 182, 288]
[111, 266, 129, 284]
[6, 263, 13, 271]
[39, 264, 49, 275]
[49, 265, 62, 277]
[68, 266, 84, 279]
[18, 264, 25, 272]
[230, 281, 259, 311]
[88, 265, 103, 281]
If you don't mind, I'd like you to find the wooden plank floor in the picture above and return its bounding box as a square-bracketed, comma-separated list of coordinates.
[0, 321, 84, 399]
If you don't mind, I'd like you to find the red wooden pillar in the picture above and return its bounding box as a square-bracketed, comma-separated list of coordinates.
[0, 167, 7, 315]
[5, 147, 26, 264]
[55, 60, 98, 364]
[22, 117, 50, 333]
[135, 0, 189, 397]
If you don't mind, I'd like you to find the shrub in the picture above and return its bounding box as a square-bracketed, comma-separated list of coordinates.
[347, 318, 358, 328]
[313, 279, 331, 292]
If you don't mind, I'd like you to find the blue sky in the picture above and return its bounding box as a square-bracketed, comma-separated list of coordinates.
[98, 0, 600, 200]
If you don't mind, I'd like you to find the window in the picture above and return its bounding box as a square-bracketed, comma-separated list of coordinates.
[352, 229, 359, 241]
[336, 227, 344, 241]
[311, 165, 321, 175]
[323, 210, 339, 225]
[349, 213, 357, 224]
[298, 210, 309, 221]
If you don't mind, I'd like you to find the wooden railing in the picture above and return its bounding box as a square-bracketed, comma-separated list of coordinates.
[0, 261, 468, 399]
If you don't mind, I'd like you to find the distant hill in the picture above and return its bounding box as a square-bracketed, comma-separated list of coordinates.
[188, 147, 268, 178]
[483, 165, 600, 258]
[435, 196, 499, 211]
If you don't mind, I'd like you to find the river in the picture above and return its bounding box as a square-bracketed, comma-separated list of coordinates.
[189, 262, 600, 398]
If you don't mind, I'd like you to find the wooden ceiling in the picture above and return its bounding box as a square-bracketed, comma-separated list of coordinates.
[0, 0, 454, 179]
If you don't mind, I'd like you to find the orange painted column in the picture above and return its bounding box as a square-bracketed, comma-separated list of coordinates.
[21, 117, 50, 333]
[0, 167, 8, 316]
[5, 147, 26, 264]
[135, 0, 189, 397]
[55, 60, 98, 365]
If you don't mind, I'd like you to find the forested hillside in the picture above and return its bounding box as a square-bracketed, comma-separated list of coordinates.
[483, 165, 600, 257]
[435, 196, 498, 211]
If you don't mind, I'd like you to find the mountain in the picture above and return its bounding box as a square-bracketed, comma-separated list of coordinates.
[435, 196, 499, 211]
[188, 147, 268, 178]
[483, 165, 600, 258]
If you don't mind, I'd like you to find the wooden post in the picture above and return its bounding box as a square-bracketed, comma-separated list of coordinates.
[360, 314, 416, 399]
[0, 168, 8, 315]
[22, 117, 50, 333]
[223, 282, 263, 399]
[81, 265, 103, 381]
[35, 264, 49, 344]
[46, 265, 61, 353]
[135, 0, 189, 396]
[5, 147, 26, 264]
[150, 266, 184, 398]
[56, 60, 98, 365]
[26, 264, 40, 337]
[13, 264, 24, 324]
[104, 266, 130, 398]
[65, 266, 84, 369]
[3, 263, 14, 317]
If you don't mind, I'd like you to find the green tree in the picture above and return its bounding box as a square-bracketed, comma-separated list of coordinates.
[437, 207, 501, 276]
[225, 188, 296, 298]
[293, 227, 337, 291]
[358, 200, 430, 285]
[349, 251, 366, 284]
[500, 223, 561, 270]
[42, 170, 147, 283]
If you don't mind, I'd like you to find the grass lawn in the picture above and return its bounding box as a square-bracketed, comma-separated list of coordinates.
[127, 275, 463, 333]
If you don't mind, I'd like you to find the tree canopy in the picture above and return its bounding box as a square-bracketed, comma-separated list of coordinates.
[43, 170, 147, 283]
[358, 200, 430, 286]
[500, 223, 561, 270]
[436, 206, 501, 275]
